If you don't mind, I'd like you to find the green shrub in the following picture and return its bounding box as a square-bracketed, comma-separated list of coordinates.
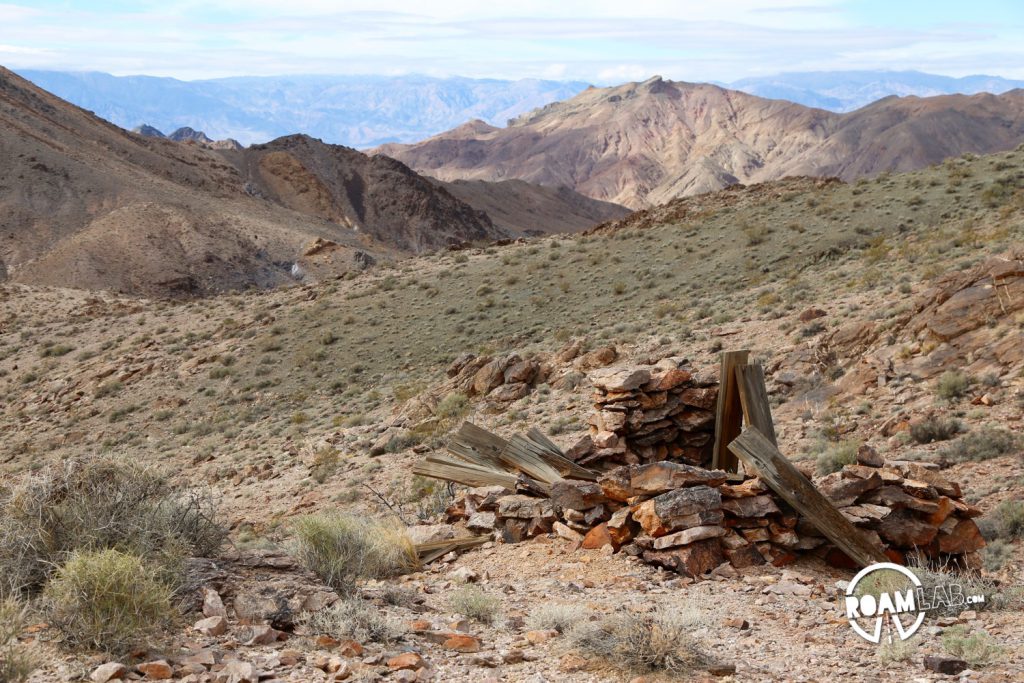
[909, 416, 962, 444]
[988, 500, 1024, 540]
[941, 625, 1005, 668]
[815, 440, 858, 475]
[982, 539, 1013, 572]
[936, 370, 971, 400]
[435, 392, 469, 420]
[40, 343, 74, 358]
[292, 514, 417, 593]
[447, 585, 501, 625]
[567, 604, 708, 675]
[44, 549, 172, 654]
[94, 380, 123, 398]
[0, 456, 224, 595]
[0, 599, 37, 683]
[938, 427, 1019, 463]
[300, 596, 405, 644]
[310, 447, 340, 484]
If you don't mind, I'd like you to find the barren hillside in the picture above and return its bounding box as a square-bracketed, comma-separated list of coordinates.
[376, 77, 1024, 208]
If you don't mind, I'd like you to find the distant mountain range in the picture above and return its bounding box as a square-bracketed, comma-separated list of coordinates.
[15, 69, 1024, 148]
[727, 70, 1024, 112]
[14, 70, 589, 147]
[377, 76, 1024, 208]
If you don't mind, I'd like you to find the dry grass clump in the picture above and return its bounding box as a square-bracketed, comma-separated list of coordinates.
[815, 440, 858, 475]
[938, 427, 1020, 464]
[292, 514, 418, 593]
[936, 370, 972, 400]
[0, 455, 225, 596]
[526, 603, 589, 633]
[300, 596, 405, 644]
[0, 598, 37, 683]
[566, 604, 709, 675]
[909, 416, 962, 444]
[447, 585, 501, 624]
[44, 549, 172, 655]
[941, 625, 1006, 668]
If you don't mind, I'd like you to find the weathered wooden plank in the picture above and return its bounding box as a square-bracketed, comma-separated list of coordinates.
[735, 363, 778, 447]
[728, 427, 887, 568]
[712, 350, 749, 472]
[416, 535, 489, 564]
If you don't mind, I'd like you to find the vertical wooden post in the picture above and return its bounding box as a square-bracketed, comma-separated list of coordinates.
[735, 363, 778, 447]
[711, 350, 748, 472]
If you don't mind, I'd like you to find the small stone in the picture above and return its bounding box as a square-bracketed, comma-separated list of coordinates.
[723, 617, 749, 630]
[856, 444, 884, 467]
[338, 639, 363, 657]
[448, 566, 478, 583]
[244, 624, 281, 645]
[923, 655, 968, 675]
[392, 671, 417, 683]
[387, 652, 425, 671]
[221, 660, 259, 683]
[708, 662, 738, 677]
[194, 615, 227, 636]
[525, 629, 558, 644]
[91, 663, 127, 683]
[559, 654, 588, 672]
[202, 587, 228, 618]
[137, 660, 173, 680]
[442, 634, 482, 652]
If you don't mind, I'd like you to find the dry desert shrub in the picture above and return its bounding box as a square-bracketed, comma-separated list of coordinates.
[300, 595, 405, 644]
[566, 603, 709, 675]
[292, 514, 418, 593]
[525, 603, 589, 633]
[0, 455, 225, 596]
[447, 585, 501, 625]
[0, 598, 37, 683]
[44, 549, 172, 655]
[941, 625, 1006, 668]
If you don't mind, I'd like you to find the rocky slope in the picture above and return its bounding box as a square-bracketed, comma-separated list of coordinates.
[377, 76, 1024, 208]
[436, 178, 630, 236]
[0, 66, 507, 296]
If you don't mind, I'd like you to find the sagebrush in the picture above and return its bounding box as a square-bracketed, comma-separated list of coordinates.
[300, 596, 405, 644]
[292, 514, 418, 593]
[567, 604, 708, 675]
[0, 455, 225, 596]
[44, 549, 173, 654]
[0, 599, 36, 683]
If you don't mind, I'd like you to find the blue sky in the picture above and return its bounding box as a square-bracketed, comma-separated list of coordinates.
[1, 1, 1022, 81]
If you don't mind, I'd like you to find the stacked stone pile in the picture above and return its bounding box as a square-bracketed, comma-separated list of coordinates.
[443, 358, 985, 577]
[568, 357, 720, 469]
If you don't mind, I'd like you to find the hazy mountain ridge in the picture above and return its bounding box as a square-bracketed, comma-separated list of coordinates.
[728, 70, 1024, 112]
[16, 70, 590, 147]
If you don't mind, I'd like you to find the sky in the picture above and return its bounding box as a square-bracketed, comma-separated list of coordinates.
[0, 0, 1022, 82]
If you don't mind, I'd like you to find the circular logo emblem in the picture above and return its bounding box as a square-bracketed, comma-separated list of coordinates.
[845, 562, 925, 643]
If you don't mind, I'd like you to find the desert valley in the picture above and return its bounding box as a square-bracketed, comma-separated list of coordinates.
[1, 16, 1024, 683]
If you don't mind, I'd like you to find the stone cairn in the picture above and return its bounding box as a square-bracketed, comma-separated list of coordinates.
[571, 358, 720, 468]
[444, 358, 984, 578]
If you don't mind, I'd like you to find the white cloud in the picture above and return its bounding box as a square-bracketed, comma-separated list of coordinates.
[0, 0, 1020, 82]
